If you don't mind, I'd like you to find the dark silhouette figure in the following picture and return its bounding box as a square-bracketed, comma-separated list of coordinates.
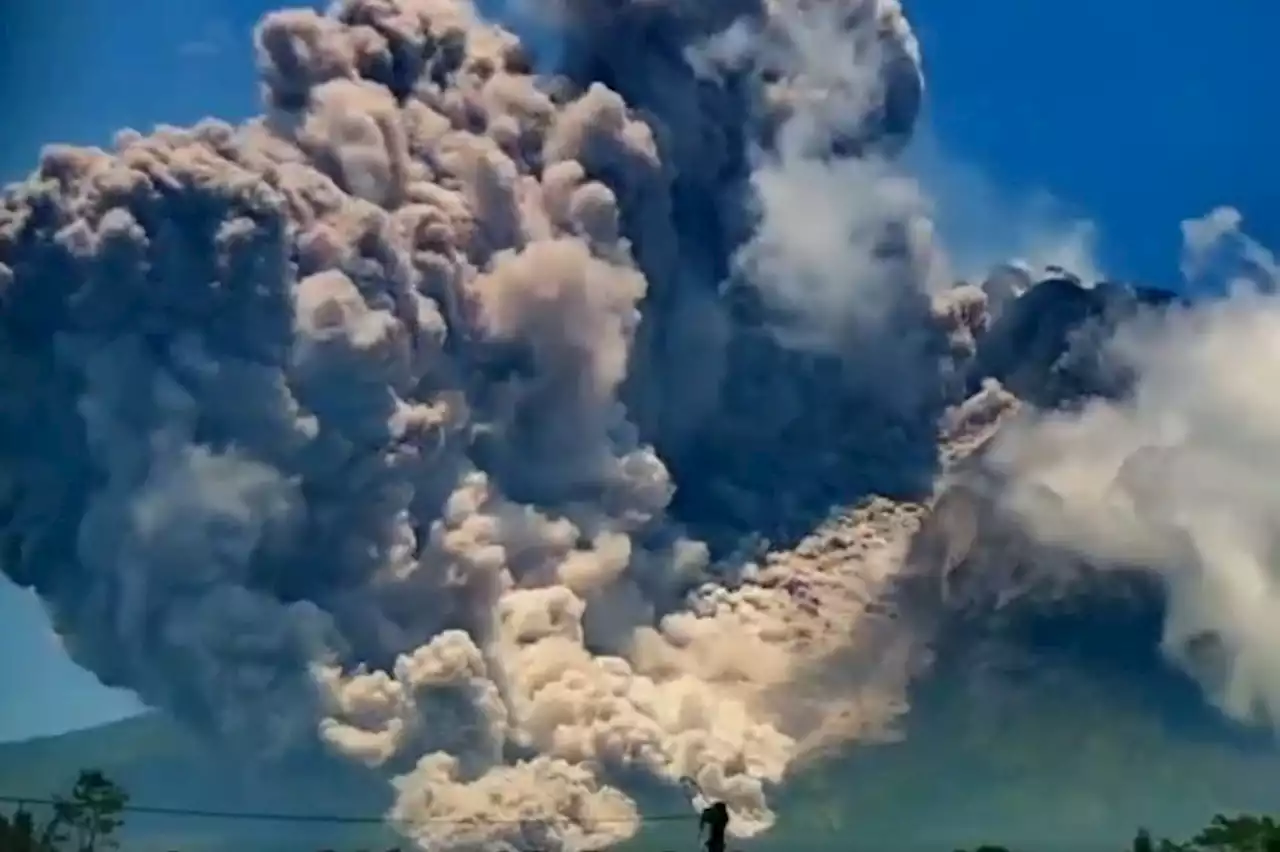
[698, 802, 730, 852]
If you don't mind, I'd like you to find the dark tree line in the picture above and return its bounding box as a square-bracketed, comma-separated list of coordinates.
[957, 815, 1280, 852]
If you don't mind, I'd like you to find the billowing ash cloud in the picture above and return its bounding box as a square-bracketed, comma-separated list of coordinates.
[12, 0, 1274, 844]
[0, 0, 974, 848]
[987, 209, 1280, 731]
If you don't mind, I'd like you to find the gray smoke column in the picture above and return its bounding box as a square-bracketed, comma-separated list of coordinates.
[0, 0, 959, 849]
[987, 209, 1280, 732]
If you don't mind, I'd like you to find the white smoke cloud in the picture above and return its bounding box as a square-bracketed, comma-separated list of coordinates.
[903, 128, 1104, 288]
[692, 0, 942, 350]
[987, 208, 1280, 729]
[1180, 205, 1280, 295]
[689, 0, 1104, 356]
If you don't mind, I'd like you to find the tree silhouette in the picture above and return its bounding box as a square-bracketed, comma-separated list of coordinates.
[1185, 814, 1280, 852]
[1, 771, 127, 852]
[0, 806, 47, 852]
[49, 770, 128, 852]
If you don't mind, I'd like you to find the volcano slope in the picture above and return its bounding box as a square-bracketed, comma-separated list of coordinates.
[2, 0, 1279, 850]
[10, 273, 1280, 852]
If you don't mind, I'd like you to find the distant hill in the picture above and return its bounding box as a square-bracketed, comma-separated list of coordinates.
[0, 713, 394, 852]
[7, 665, 1280, 852]
[0, 714, 181, 794]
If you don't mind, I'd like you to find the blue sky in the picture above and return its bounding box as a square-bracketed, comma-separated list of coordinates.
[1, 0, 1276, 742]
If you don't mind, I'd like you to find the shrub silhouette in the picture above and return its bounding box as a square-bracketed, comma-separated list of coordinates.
[1, 770, 126, 852]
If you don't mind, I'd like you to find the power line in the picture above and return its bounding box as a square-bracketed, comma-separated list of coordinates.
[0, 795, 695, 827]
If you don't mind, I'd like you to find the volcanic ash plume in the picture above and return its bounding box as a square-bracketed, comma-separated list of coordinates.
[0, 0, 969, 848]
[987, 209, 1280, 733]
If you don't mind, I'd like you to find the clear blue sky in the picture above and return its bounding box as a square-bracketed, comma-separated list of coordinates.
[1, 0, 1276, 742]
